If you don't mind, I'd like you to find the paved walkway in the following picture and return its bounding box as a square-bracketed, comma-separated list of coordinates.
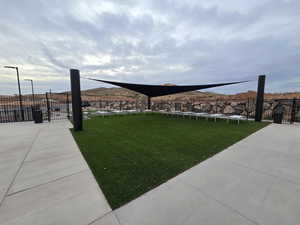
[0, 121, 111, 225]
[1, 122, 300, 225]
[112, 123, 300, 225]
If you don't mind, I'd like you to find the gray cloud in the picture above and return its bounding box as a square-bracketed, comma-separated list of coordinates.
[0, 0, 299, 94]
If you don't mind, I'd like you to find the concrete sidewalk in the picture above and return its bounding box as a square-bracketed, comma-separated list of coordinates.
[1, 121, 300, 225]
[0, 121, 111, 225]
[112, 123, 300, 225]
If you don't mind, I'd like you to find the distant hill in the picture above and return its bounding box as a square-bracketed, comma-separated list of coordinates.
[80, 87, 222, 101]
[2, 88, 300, 102]
[227, 91, 300, 100]
[80, 87, 300, 101]
[81, 87, 141, 98]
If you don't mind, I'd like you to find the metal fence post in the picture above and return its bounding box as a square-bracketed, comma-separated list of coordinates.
[15, 67, 25, 121]
[70, 69, 82, 131]
[246, 98, 250, 120]
[46, 92, 51, 122]
[147, 96, 151, 110]
[290, 98, 297, 124]
[13, 110, 17, 121]
[255, 75, 266, 122]
[66, 92, 70, 119]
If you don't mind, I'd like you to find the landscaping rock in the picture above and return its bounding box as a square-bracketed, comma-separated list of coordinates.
[224, 105, 235, 114]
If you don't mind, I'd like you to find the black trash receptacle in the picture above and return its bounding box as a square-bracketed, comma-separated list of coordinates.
[273, 103, 284, 124]
[273, 112, 283, 124]
[33, 110, 43, 123]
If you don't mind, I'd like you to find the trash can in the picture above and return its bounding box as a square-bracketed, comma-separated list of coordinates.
[33, 110, 43, 123]
[273, 103, 284, 124]
[273, 112, 283, 124]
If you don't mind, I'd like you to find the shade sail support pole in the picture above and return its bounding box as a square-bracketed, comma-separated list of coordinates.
[70, 69, 83, 131]
[147, 96, 151, 110]
[255, 75, 266, 122]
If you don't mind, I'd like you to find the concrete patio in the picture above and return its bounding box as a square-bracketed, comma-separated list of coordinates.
[0, 121, 111, 225]
[1, 121, 300, 225]
[114, 123, 300, 225]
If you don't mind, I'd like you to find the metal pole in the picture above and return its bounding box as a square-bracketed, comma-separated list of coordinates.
[247, 97, 250, 120]
[30, 80, 35, 105]
[66, 92, 70, 119]
[148, 96, 151, 110]
[290, 98, 297, 124]
[15, 67, 24, 121]
[70, 69, 82, 131]
[49, 89, 52, 111]
[255, 75, 266, 122]
[46, 92, 51, 122]
[25, 79, 35, 106]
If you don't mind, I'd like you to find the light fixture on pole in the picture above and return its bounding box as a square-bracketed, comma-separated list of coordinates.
[24, 79, 35, 106]
[4, 66, 24, 121]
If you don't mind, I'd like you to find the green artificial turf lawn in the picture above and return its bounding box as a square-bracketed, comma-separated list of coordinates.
[72, 114, 268, 209]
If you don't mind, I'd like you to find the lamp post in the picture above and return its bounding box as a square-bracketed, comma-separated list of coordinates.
[24, 79, 35, 106]
[4, 66, 24, 121]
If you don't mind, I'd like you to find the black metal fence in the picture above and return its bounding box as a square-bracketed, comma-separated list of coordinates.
[47, 93, 71, 121]
[264, 98, 300, 123]
[0, 95, 34, 122]
[81, 95, 140, 111]
[0, 93, 70, 123]
[151, 98, 300, 124]
[151, 98, 257, 120]
[2, 92, 294, 125]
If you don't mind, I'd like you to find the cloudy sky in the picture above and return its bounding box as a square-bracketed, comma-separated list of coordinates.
[0, 0, 299, 95]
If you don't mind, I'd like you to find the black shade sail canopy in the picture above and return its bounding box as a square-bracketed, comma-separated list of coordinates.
[88, 78, 248, 98]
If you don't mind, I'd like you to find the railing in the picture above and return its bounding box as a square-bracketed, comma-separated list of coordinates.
[0, 93, 70, 123]
[54, 94, 300, 124]
[0, 95, 34, 123]
[81, 94, 140, 112]
[151, 98, 257, 120]
[79, 95, 258, 120]
[264, 98, 300, 124]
